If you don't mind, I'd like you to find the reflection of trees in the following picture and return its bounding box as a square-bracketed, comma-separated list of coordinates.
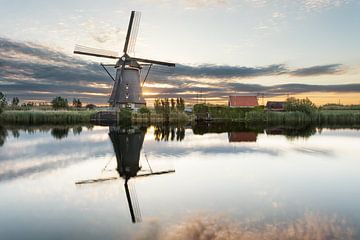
[51, 128, 69, 139]
[265, 124, 317, 140]
[192, 122, 320, 140]
[73, 126, 82, 135]
[154, 125, 185, 142]
[193, 122, 264, 135]
[11, 130, 20, 138]
[0, 125, 90, 140]
[0, 125, 8, 147]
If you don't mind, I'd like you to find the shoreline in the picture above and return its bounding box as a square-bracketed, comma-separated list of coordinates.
[1, 109, 360, 126]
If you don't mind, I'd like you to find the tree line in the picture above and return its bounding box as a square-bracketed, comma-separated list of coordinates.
[153, 97, 185, 114]
[0, 92, 96, 112]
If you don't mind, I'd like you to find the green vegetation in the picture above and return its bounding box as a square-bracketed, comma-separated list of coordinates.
[143, 98, 188, 123]
[51, 96, 69, 109]
[320, 103, 360, 110]
[72, 98, 82, 108]
[0, 92, 7, 114]
[193, 97, 360, 125]
[0, 110, 96, 124]
[284, 97, 317, 114]
[12, 97, 19, 107]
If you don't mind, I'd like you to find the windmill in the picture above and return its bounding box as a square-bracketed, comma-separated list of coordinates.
[74, 11, 175, 110]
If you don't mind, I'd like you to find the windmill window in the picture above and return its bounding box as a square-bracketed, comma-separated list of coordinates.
[125, 84, 129, 90]
[125, 93, 129, 99]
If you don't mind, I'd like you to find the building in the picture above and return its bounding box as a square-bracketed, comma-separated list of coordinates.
[228, 96, 258, 108]
[266, 101, 286, 111]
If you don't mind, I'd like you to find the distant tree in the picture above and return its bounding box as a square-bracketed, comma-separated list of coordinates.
[85, 103, 96, 110]
[72, 98, 82, 108]
[51, 96, 68, 110]
[154, 98, 161, 114]
[163, 98, 170, 121]
[176, 98, 181, 111]
[284, 97, 317, 114]
[170, 98, 176, 111]
[178, 97, 185, 112]
[12, 97, 19, 106]
[0, 92, 7, 113]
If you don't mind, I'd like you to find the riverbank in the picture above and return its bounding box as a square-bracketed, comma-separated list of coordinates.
[0, 110, 96, 124]
[1, 109, 360, 125]
[194, 104, 360, 125]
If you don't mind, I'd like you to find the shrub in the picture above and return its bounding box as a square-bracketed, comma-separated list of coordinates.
[284, 97, 317, 114]
[52, 96, 68, 110]
[138, 106, 150, 114]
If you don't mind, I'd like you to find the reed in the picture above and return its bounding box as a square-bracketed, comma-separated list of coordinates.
[132, 112, 189, 124]
[0, 110, 96, 124]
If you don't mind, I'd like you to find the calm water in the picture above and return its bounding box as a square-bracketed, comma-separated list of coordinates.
[0, 124, 360, 240]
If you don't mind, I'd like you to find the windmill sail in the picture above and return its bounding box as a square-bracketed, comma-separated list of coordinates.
[74, 45, 119, 59]
[123, 11, 141, 54]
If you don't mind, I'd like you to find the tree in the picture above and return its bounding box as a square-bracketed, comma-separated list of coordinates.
[85, 103, 96, 110]
[170, 98, 176, 111]
[178, 97, 185, 112]
[51, 96, 68, 109]
[72, 98, 82, 108]
[284, 97, 317, 114]
[0, 92, 7, 114]
[154, 98, 161, 114]
[12, 97, 19, 106]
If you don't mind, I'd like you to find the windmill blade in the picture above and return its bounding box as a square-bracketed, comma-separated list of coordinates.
[74, 45, 119, 59]
[123, 11, 141, 54]
[131, 57, 175, 67]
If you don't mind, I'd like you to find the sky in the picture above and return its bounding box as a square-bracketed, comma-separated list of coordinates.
[1, 0, 360, 105]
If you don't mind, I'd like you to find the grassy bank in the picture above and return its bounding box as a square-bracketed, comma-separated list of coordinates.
[0, 110, 96, 124]
[131, 111, 190, 124]
[246, 110, 360, 124]
[194, 104, 360, 125]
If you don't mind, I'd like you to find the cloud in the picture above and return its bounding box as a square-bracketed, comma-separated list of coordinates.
[290, 64, 343, 76]
[174, 64, 287, 78]
[0, 37, 358, 104]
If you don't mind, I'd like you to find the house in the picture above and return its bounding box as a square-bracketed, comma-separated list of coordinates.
[228, 96, 258, 108]
[266, 101, 286, 111]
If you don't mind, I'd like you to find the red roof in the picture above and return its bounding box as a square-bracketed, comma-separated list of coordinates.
[228, 96, 258, 107]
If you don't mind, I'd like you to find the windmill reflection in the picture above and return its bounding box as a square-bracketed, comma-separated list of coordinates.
[108, 125, 175, 223]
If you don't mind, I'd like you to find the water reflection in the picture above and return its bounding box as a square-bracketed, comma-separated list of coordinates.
[154, 125, 185, 142]
[78, 125, 175, 223]
[1, 123, 359, 145]
[1, 124, 360, 239]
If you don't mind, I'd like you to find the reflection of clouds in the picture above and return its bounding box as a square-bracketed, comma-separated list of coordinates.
[137, 212, 355, 240]
[144, 131, 279, 157]
[293, 146, 333, 156]
[0, 126, 112, 182]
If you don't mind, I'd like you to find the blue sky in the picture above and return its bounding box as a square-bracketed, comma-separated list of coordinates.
[1, 0, 360, 104]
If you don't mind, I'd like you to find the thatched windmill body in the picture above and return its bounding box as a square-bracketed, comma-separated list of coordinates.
[74, 11, 175, 110]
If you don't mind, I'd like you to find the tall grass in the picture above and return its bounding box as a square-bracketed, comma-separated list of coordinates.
[132, 112, 189, 124]
[0, 110, 96, 124]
